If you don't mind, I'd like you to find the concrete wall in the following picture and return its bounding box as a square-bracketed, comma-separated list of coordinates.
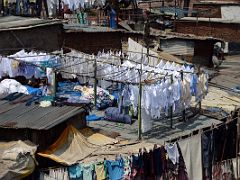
[221, 5, 240, 20]
[0, 24, 63, 55]
[64, 31, 122, 54]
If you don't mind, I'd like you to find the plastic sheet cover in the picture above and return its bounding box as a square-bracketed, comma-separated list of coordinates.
[0, 140, 37, 180]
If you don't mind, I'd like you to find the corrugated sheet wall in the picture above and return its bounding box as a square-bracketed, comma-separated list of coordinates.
[160, 39, 194, 55]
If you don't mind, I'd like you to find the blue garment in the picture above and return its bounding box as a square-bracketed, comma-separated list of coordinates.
[112, 91, 119, 101]
[110, 9, 117, 29]
[23, 0, 29, 15]
[82, 164, 95, 180]
[24, 85, 42, 96]
[106, 157, 124, 180]
[190, 74, 198, 96]
[122, 85, 131, 107]
[16, 0, 21, 15]
[68, 164, 83, 180]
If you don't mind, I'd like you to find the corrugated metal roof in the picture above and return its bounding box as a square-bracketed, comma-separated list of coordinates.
[0, 94, 86, 130]
[0, 16, 62, 31]
[64, 24, 122, 33]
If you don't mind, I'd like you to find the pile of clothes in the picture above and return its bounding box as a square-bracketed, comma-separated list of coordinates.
[0, 79, 45, 96]
[0, 79, 29, 95]
[74, 85, 114, 109]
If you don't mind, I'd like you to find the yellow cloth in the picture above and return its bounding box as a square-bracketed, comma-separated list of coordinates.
[87, 133, 118, 146]
[95, 162, 106, 180]
[38, 126, 98, 165]
[11, 60, 19, 69]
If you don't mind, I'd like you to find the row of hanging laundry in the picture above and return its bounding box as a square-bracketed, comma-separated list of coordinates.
[0, 50, 60, 79]
[120, 77, 208, 133]
[39, 143, 188, 180]
[121, 70, 208, 116]
[58, 50, 122, 79]
[58, 50, 195, 82]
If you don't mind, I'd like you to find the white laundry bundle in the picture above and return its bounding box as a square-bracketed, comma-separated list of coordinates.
[0, 79, 28, 95]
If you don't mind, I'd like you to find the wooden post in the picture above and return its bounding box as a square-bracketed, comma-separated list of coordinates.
[94, 58, 97, 107]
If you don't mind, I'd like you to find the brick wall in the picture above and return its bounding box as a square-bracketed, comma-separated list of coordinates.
[193, 4, 222, 18]
[175, 20, 240, 42]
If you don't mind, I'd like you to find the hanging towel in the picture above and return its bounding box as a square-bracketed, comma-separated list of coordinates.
[95, 161, 106, 180]
[165, 143, 179, 165]
[178, 134, 202, 180]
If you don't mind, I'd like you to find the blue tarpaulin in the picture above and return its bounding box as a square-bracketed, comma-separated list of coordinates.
[86, 114, 103, 121]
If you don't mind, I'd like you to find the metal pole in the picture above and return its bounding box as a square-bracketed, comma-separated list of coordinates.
[198, 66, 201, 113]
[170, 74, 173, 128]
[58, 0, 61, 18]
[236, 110, 240, 179]
[181, 70, 186, 122]
[236, 123, 239, 180]
[138, 49, 143, 140]
[94, 58, 97, 107]
[174, 0, 176, 32]
[53, 69, 56, 98]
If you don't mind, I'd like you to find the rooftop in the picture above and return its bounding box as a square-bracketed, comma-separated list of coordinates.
[178, 17, 240, 24]
[89, 111, 222, 144]
[150, 28, 223, 41]
[211, 55, 240, 89]
[64, 24, 122, 33]
[195, 1, 240, 5]
[0, 16, 61, 31]
[0, 93, 86, 130]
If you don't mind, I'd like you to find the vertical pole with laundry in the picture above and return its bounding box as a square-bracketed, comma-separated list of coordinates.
[198, 66, 202, 112]
[53, 69, 56, 98]
[170, 74, 173, 128]
[236, 110, 240, 179]
[94, 58, 97, 107]
[138, 49, 143, 140]
[181, 70, 186, 122]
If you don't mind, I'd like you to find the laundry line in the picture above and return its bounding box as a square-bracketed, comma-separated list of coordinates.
[58, 69, 168, 85]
